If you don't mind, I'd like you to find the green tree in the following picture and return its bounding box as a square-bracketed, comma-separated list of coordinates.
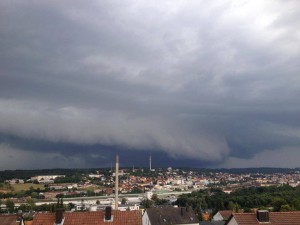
[27, 198, 36, 210]
[68, 203, 75, 210]
[130, 187, 142, 194]
[151, 194, 158, 202]
[23, 215, 33, 221]
[31, 192, 39, 199]
[280, 204, 291, 212]
[142, 199, 153, 208]
[6, 199, 15, 213]
[18, 204, 30, 212]
[272, 197, 287, 212]
[121, 198, 127, 205]
[228, 201, 236, 210]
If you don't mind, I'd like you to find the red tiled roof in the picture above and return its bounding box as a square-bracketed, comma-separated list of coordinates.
[31, 213, 55, 225]
[32, 210, 142, 225]
[230, 211, 300, 225]
[0, 215, 20, 225]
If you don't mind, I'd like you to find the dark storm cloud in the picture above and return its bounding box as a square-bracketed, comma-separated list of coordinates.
[0, 0, 300, 169]
[0, 134, 211, 170]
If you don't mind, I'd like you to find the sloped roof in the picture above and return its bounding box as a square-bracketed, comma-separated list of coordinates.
[228, 211, 300, 225]
[31, 213, 54, 225]
[218, 210, 233, 219]
[200, 221, 225, 225]
[146, 206, 199, 225]
[0, 215, 21, 225]
[32, 210, 142, 225]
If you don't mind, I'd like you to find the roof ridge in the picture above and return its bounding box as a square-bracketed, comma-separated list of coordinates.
[271, 211, 300, 214]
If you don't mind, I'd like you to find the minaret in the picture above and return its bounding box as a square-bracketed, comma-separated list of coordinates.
[115, 155, 119, 210]
[149, 153, 152, 171]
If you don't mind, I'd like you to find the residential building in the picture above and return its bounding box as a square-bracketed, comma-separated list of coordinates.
[226, 210, 300, 225]
[142, 206, 199, 225]
[213, 210, 233, 221]
[0, 214, 24, 225]
[30, 175, 65, 183]
[32, 206, 142, 225]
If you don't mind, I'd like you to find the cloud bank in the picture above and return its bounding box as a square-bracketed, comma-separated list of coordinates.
[0, 0, 300, 168]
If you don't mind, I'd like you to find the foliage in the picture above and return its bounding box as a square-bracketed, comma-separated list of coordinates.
[68, 202, 75, 210]
[11, 183, 44, 192]
[23, 215, 33, 221]
[0, 168, 106, 182]
[141, 199, 153, 208]
[176, 185, 300, 214]
[5, 199, 15, 213]
[130, 187, 143, 194]
[54, 175, 81, 183]
[121, 198, 127, 205]
[151, 194, 168, 206]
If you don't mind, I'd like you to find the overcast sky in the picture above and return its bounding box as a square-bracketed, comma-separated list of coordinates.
[0, 0, 300, 169]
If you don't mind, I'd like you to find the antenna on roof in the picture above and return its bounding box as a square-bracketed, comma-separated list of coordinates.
[115, 155, 119, 210]
[149, 152, 152, 171]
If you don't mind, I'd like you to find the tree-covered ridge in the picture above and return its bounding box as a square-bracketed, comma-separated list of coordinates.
[176, 185, 300, 215]
[0, 168, 113, 182]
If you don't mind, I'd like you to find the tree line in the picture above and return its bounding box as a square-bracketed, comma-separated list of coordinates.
[176, 185, 300, 215]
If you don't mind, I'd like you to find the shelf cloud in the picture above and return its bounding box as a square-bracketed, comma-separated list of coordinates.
[0, 0, 300, 168]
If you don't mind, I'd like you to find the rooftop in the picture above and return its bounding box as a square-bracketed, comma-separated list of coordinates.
[32, 210, 142, 225]
[228, 211, 300, 225]
[0, 214, 22, 225]
[145, 206, 199, 225]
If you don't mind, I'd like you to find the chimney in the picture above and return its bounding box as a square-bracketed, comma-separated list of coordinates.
[257, 210, 269, 222]
[105, 206, 112, 221]
[55, 198, 64, 224]
[16, 210, 23, 222]
[115, 155, 119, 210]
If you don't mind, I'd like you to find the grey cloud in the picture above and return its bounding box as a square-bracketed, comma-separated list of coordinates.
[0, 0, 300, 168]
[220, 147, 300, 168]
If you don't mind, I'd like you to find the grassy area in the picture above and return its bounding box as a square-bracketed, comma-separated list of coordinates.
[82, 185, 102, 191]
[0, 183, 11, 192]
[11, 183, 45, 192]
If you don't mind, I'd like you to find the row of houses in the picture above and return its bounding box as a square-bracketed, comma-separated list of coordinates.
[2, 207, 300, 225]
[0, 205, 199, 225]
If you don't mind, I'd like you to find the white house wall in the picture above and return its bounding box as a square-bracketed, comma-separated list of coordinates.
[142, 211, 151, 225]
[213, 212, 224, 221]
[227, 217, 238, 225]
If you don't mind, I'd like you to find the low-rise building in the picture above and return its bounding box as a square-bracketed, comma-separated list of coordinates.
[213, 210, 233, 221]
[142, 206, 199, 225]
[32, 206, 142, 225]
[0, 214, 24, 225]
[226, 210, 300, 225]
